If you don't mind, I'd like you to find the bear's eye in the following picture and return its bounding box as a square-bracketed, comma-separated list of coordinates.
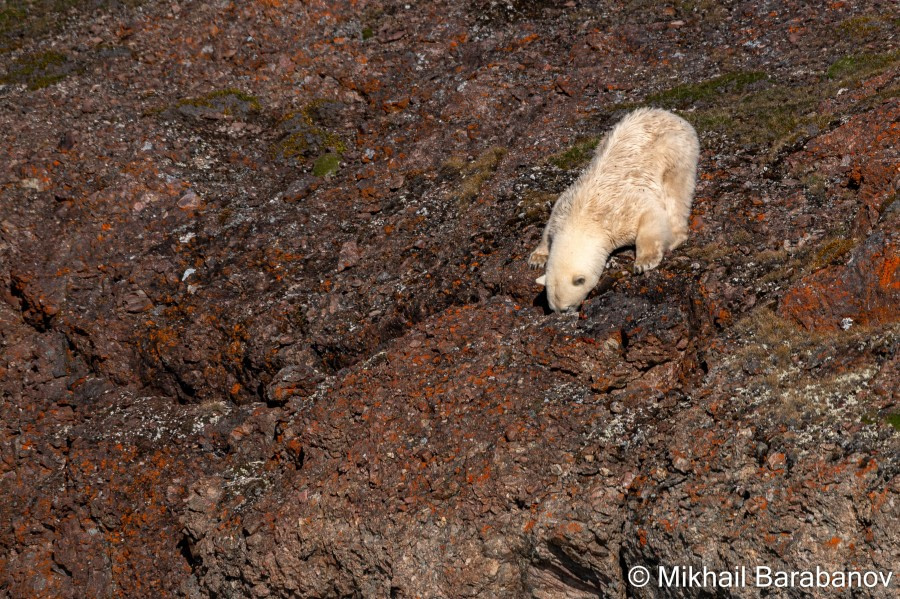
[573, 276, 586, 286]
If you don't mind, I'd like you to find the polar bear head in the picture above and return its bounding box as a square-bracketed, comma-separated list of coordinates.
[535, 226, 607, 313]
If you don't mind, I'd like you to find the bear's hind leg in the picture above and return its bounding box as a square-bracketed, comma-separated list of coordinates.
[662, 162, 696, 250]
[634, 207, 672, 274]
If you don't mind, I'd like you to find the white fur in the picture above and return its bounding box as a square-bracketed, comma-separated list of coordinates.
[530, 108, 699, 313]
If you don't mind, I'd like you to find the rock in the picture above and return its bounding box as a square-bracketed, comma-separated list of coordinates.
[177, 190, 202, 210]
[2, 1, 898, 597]
[779, 229, 899, 330]
[266, 364, 324, 404]
[336, 240, 361, 271]
[283, 176, 319, 202]
[122, 289, 153, 313]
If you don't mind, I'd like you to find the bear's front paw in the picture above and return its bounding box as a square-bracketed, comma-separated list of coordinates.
[633, 252, 663, 274]
[528, 249, 548, 269]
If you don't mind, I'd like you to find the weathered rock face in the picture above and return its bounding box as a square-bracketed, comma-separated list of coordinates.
[1, 1, 897, 597]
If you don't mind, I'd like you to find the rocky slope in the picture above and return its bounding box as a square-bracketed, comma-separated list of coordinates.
[1, 1, 898, 597]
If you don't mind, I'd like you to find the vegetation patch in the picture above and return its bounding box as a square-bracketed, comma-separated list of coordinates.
[177, 88, 261, 117]
[826, 50, 900, 82]
[802, 173, 827, 204]
[0, 5, 27, 38]
[684, 240, 731, 264]
[547, 137, 599, 171]
[682, 81, 829, 157]
[444, 146, 507, 205]
[836, 15, 898, 42]
[312, 153, 341, 178]
[756, 232, 858, 286]
[271, 99, 346, 165]
[732, 309, 816, 375]
[647, 71, 767, 109]
[728, 309, 881, 414]
[885, 413, 900, 432]
[838, 15, 879, 38]
[636, 48, 897, 161]
[1, 50, 75, 89]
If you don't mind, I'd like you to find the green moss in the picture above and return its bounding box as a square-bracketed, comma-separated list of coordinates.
[312, 153, 341, 177]
[444, 146, 507, 205]
[635, 48, 897, 162]
[177, 88, 261, 114]
[1, 50, 72, 89]
[0, 6, 27, 35]
[548, 137, 599, 171]
[272, 99, 346, 163]
[647, 71, 767, 109]
[681, 81, 830, 157]
[633, 70, 840, 158]
[836, 15, 893, 41]
[826, 50, 900, 81]
[885, 414, 900, 432]
[362, 27, 374, 40]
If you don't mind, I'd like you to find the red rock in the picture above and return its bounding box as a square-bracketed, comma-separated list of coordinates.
[779, 230, 899, 330]
[177, 191, 202, 210]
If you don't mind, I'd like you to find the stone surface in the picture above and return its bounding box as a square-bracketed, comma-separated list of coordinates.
[1, 1, 898, 597]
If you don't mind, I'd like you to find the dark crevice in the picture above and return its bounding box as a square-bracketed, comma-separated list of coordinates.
[618, 544, 632, 598]
[177, 535, 202, 573]
[173, 375, 198, 404]
[50, 558, 73, 579]
[308, 291, 488, 377]
[535, 541, 604, 597]
[6, 275, 126, 401]
[9, 274, 54, 332]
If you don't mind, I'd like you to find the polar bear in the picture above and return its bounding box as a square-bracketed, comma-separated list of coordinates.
[530, 108, 699, 313]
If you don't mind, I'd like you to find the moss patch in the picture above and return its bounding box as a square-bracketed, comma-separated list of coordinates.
[1, 50, 74, 89]
[177, 88, 261, 116]
[836, 15, 898, 42]
[548, 137, 599, 171]
[732, 309, 804, 371]
[634, 48, 898, 161]
[684, 240, 731, 264]
[826, 50, 900, 82]
[684, 81, 829, 156]
[0, 6, 27, 37]
[271, 99, 346, 164]
[445, 146, 507, 205]
[885, 413, 900, 432]
[647, 71, 767, 109]
[312, 153, 341, 178]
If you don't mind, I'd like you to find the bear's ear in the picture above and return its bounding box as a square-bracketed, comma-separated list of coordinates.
[535, 274, 546, 286]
